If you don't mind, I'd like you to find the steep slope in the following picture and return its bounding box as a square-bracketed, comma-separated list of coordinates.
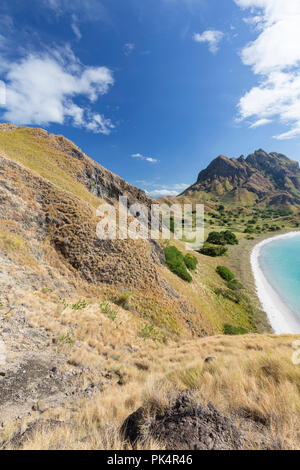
[0, 123, 151, 207]
[0, 125, 299, 450]
[0, 124, 265, 341]
[182, 149, 300, 209]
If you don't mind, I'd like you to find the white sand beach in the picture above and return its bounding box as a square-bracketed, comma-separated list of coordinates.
[251, 232, 300, 335]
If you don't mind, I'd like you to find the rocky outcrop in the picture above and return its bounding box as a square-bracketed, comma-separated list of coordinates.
[122, 391, 244, 450]
[45, 130, 154, 207]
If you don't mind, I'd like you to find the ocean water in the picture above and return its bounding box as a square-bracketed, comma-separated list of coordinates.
[260, 234, 300, 321]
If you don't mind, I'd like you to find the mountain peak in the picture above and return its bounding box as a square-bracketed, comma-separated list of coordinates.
[183, 149, 300, 209]
[196, 153, 249, 185]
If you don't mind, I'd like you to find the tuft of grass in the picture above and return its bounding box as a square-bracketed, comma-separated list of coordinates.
[71, 299, 87, 310]
[41, 287, 53, 294]
[139, 323, 167, 343]
[59, 333, 74, 345]
[100, 301, 117, 321]
[115, 291, 131, 310]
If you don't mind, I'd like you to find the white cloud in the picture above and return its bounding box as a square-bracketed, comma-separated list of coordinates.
[147, 189, 179, 197]
[235, 0, 300, 139]
[44, 0, 109, 22]
[124, 43, 135, 56]
[44, 0, 112, 35]
[249, 118, 272, 128]
[193, 30, 224, 54]
[0, 47, 115, 134]
[142, 182, 189, 197]
[132, 153, 158, 163]
[71, 15, 82, 41]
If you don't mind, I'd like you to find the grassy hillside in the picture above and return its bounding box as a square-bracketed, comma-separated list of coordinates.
[1, 305, 299, 450]
[1, 125, 299, 450]
[0, 124, 272, 339]
[0, 124, 102, 207]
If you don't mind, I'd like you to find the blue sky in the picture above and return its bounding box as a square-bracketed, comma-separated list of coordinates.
[1, 0, 300, 196]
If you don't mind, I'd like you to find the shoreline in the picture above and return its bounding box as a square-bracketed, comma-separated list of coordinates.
[251, 232, 300, 335]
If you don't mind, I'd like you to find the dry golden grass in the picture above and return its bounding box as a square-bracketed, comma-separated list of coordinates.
[0, 229, 39, 270]
[0, 126, 102, 208]
[1, 125, 299, 450]
[5, 301, 299, 450]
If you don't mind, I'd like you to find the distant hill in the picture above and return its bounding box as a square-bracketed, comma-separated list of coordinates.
[181, 150, 300, 209]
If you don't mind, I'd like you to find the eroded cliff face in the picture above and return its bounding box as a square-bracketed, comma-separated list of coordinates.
[0, 125, 209, 432]
[0, 123, 153, 207]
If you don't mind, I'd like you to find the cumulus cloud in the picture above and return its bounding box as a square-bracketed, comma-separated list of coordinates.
[132, 153, 158, 163]
[0, 47, 115, 134]
[193, 30, 224, 54]
[235, 0, 300, 139]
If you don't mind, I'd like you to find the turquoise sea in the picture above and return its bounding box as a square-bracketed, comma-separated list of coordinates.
[260, 234, 300, 322]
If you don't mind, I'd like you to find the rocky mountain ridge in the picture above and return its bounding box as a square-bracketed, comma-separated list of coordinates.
[182, 149, 300, 208]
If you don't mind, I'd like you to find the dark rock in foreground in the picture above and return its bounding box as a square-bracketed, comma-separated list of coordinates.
[122, 392, 244, 450]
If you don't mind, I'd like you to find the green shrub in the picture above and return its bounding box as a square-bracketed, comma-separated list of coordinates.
[164, 246, 192, 282]
[184, 253, 198, 271]
[223, 230, 239, 245]
[206, 231, 226, 246]
[207, 230, 238, 246]
[223, 324, 249, 335]
[216, 266, 235, 282]
[199, 243, 228, 257]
